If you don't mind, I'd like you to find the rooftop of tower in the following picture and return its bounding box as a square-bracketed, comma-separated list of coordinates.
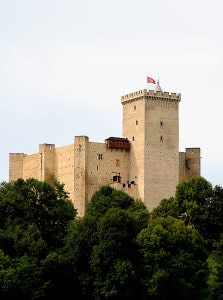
[121, 88, 181, 103]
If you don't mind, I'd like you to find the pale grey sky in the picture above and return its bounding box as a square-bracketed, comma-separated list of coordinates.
[0, 0, 222, 187]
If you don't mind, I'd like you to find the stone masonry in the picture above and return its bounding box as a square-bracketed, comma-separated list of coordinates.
[9, 83, 200, 216]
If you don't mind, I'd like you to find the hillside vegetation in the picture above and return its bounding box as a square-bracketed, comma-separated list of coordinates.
[0, 177, 222, 299]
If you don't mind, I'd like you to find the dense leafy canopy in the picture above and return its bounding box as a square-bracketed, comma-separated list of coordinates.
[208, 234, 223, 300]
[137, 216, 208, 299]
[64, 186, 149, 299]
[0, 178, 222, 299]
[152, 177, 223, 247]
[151, 177, 223, 298]
[0, 178, 77, 299]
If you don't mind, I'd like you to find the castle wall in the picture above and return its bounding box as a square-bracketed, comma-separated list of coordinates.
[73, 136, 88, 216]
[9, 153, 26, 181]
[9, 87, 200, 217]
[39, 144, 55, 183]
[86, 140, 130, 201]
[55, 144, 75, 204]
[9, 138, 131, 217]
[23, 153, 40, 180]
[9, 153, 40, 181]
[179, 148, 200, 182]
[73, 136, 130, 216]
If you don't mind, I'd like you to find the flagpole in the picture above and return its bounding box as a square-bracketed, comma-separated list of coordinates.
[146, 76, 156, 91]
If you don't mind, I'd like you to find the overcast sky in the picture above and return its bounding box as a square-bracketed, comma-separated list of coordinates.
[0, 0, 222, 187]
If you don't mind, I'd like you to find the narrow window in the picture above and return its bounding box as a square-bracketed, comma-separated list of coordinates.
[160, 136, 163, 143]
[134, 105, 136, 110]
[132, 136, 134, 141]
[97, 153, 103, 160]
[136, 120, 138, 125]
[113, 175, 121, 183]
[160, 121, 163, 128]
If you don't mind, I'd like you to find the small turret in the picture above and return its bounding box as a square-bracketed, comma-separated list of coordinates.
[155, 79, 163, 92]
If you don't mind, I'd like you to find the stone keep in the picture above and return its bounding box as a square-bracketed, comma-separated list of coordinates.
[9, 83, 200, 216]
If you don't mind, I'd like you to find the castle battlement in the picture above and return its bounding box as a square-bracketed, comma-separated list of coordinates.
[121, 89, 181, 104]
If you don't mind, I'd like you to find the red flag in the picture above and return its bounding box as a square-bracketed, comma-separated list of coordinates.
[147, 76, 156, 84]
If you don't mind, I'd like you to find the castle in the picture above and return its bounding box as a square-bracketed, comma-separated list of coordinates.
[9, 81, 200, 216]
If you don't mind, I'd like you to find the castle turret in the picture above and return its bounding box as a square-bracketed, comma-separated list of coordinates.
[121, 86, 181, 211]
[179, 148, 201, 182]
[9, 153, 26, 181]
[39, 144, 55, 183]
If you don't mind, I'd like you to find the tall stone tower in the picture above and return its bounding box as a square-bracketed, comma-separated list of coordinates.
[121, 81, 181, 211]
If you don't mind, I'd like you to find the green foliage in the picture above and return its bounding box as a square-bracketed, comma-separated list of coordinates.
[174, 178, 212, 237]
[0, 179, 221, 299]
[208, 234, 223, 299]
[205, 185, 223, 244]
[0, 178, 77, 299]
[151, 197, 180, 219]
[0, 178, 76, 249]
[64, 186, 149, 299]
[63, 215, 98, 298]
[91, 208, 139, 298]
[150, 177, 223, 298]
[151, 177, 223, 244]
[176, 176, 212, 204]
[86, 185, 137, 217]
[137, 216, 209, 299]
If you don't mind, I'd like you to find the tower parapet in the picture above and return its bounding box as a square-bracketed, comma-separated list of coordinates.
[121, 89, 181, 104]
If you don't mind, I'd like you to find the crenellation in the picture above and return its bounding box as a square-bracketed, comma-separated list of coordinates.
[122, 89, 181, 104]
[121, 89, 147, 102]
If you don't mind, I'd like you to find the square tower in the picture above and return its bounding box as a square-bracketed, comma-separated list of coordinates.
[121, 87, 181, 211]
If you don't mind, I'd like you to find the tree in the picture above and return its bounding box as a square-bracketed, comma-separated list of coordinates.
[89, 208, 137, 299]
[86, 185, 149, 235]
[0, 178, 77, 299]
[205, 185, 223, 245]
[151, 196, 180, 219]
[63, 215, 98, 299]
[175, 177, 212, 230]
[152, 177, 223, 249]
[165, 176, 213, 232]
[0, 178, 76, 249]
[64, 186, 149, 299]
[208, 234, 223, 299]
[136, 216, 209, 300]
